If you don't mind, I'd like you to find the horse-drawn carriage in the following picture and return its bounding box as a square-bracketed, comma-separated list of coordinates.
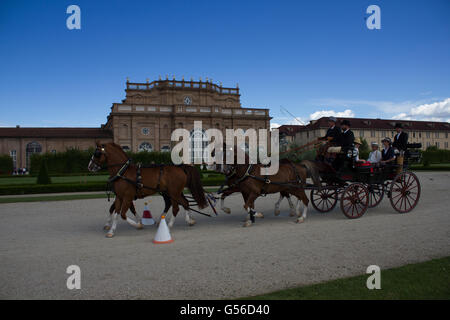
[308, 143, 422, 219]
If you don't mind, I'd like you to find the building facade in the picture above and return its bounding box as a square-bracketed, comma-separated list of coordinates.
[0, 78, 271, 169]
[292, 117, 450, 150]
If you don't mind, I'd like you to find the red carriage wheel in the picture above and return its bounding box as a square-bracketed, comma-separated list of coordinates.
[368, 184, 384, 208]
[310, 188, 338, 213]
[340, 183, 369, 219]
[389, 171, 421, 213]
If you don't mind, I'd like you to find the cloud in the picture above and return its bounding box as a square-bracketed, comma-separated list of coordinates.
[393, 98, 450, 122]
[309, 109, 355, 120]
[270, 123, 282, 130]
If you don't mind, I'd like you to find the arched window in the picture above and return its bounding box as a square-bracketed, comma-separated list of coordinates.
[138, 142, 152, 152]
[161, 145, 170, 152]
[26, 141, 42, 169]
[190, 128, 208, 164]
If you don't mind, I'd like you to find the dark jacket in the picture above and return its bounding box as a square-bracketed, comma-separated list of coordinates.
[382, 147, 396, 161]
[393, 131, 408, 151]
[340, 129, 354, 151]
[324, 126, 342, 144]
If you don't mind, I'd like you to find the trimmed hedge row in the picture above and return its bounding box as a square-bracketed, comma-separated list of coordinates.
[29, 148, 174, 175]
[0, 176, 225, 195]
[0, 155, 13, 175]
[421, 149, 450, 166]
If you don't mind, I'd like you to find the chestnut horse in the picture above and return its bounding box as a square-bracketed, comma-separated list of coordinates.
[88, 142, 207, 237]
[210, 147, 319, 226]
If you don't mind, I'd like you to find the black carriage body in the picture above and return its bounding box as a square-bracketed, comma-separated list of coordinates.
[310, 144, 421, 219]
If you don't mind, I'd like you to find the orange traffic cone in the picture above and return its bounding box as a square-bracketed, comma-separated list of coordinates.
[141, 202, 155, 225]
[153, 215, 173, 244]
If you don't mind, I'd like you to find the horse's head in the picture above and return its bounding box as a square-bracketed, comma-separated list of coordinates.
[88, 142, 107, 172]
[207, 143, 235, 175]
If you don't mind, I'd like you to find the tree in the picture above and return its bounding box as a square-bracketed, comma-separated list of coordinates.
[0, 155, 13, 175]
[36, 159, 52, 185]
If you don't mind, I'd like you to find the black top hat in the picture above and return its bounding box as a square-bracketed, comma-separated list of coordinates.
[395, 122, 403, 129]
[341, 119, 351, 126]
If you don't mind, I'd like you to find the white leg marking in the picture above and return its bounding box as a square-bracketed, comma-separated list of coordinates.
[184, 209, 196, 226]
[104, 212, 113, 230]
[168, 214, 176, 228]
[297, 201, 307, 223]
[106, 213, 119, 237]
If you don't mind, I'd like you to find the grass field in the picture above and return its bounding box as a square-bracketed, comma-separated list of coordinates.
[245, 256, 450, 300]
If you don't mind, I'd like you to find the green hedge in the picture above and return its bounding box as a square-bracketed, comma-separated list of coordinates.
[0, 155, 13, 175]
[421, 149, 450, 166]
[29, 148, 174, 175]
[0, 176, 225, 195]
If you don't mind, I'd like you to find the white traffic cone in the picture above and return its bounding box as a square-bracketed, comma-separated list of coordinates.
[153, 215, 173, 244]
[141, 202, 155, 225]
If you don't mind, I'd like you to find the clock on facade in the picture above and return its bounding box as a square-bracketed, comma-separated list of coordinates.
[183, 96, 192, 105]
[142, 127, 150, 135]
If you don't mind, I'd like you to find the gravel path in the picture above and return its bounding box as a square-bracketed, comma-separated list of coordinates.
[0, 172, 449, 299]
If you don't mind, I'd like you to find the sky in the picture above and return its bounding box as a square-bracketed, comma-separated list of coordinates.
[0, 0, 449, 128]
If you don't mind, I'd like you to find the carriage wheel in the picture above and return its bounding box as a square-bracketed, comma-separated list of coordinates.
[340, 183, 369, 219]
[310, 188, 338, 213]
[368, 184, 384, 208]
[389, 171, 421, 213]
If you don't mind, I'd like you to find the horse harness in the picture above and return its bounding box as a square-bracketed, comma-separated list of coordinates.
[218, 159, 305, 196]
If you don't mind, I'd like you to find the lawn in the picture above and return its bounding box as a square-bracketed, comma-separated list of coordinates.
[245, 256, 450, 300]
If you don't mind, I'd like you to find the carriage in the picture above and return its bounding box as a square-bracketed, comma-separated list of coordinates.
[308, 143, 422, 219]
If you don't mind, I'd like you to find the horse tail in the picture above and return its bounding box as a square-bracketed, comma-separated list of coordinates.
[300, 160, 321, 187]
[182, 165, 208, 209]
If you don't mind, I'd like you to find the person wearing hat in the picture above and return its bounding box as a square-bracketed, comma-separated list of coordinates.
[320, 116, 342, 144]
[381, 137, 396, 164]
[367, 142, 382, 163]
[340, 119, 355, 153]
[353, 138, 366, 163]
[393, 123, 408, 152]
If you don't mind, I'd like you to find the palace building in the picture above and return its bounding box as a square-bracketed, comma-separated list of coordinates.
[281, 117, 450, 150]
[0, 77, 271, 169]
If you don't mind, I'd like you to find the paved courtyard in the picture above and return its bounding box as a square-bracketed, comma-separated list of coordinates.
[0, 172, 449, 299]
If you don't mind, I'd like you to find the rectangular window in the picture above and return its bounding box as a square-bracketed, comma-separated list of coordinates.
[436, 142, 439, 148]
[435, 132, 439, 138]
[445, 142, 449, 148]
[360, 130, 364, 137]
[10, 150, 17, 169]
[419, 132, 422, 138]
[446, 132, 448, 138]
[426, 132, 430, 138]
[413, 132, 416, 138]
[371, 130, 375, 137]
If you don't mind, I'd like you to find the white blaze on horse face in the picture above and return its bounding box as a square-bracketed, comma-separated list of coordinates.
[258, 129, 279, 175]
[171, 128, 191, 164]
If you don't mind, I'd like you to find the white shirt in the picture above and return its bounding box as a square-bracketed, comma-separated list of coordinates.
[368, 150, 382, 163]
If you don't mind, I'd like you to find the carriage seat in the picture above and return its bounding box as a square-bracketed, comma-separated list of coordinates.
[327, 146, 342, 153]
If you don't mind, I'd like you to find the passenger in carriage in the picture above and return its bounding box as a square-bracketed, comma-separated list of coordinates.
[367, 142, 382, 163]
[380, 137, 396, 165]
[353, 138, 366, 163]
